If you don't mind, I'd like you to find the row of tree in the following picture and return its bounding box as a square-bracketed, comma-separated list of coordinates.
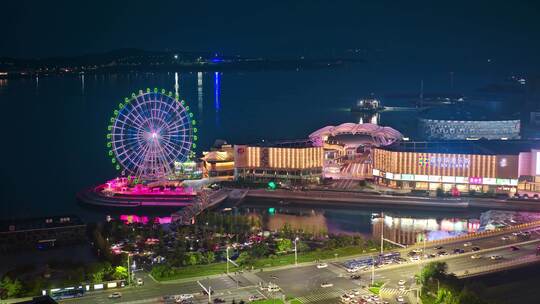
[418, 262, 489, 304]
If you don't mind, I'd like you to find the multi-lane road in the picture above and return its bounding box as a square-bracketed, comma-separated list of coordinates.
[62, 228, 540, 304]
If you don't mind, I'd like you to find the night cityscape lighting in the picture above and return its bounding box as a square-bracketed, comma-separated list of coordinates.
[2, 2, 540, 304]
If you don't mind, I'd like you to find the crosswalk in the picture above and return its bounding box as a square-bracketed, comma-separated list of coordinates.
[296, 290, 342, 303]
[379, 287, 409, 297]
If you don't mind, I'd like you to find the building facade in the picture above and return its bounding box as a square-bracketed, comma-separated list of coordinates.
[234, 144, 324, 184]
[372, 144, 520, 193]
[418, 118, 521, 140]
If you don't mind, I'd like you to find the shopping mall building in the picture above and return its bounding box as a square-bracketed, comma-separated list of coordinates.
[234, 140, 324, 184]
[372, 141, 540, 195]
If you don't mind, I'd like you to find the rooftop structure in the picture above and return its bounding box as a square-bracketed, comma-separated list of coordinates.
[309, 123, 403, 147]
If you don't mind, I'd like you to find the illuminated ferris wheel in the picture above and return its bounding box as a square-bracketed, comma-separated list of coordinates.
[106, 88, 197, 179]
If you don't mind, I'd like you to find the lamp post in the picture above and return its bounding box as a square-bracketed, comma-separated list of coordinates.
[294, 237, 299, 266]
[226, 246, 230, 274]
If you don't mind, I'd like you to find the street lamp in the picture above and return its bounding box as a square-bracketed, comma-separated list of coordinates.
[293, 237, 299, 266]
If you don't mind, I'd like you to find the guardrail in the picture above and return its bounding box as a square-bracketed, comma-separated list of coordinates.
[412, 219, 540, 248]
[456, 255, 540, 278]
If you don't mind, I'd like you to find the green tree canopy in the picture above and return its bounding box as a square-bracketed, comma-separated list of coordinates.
[276, 239, 293, 253]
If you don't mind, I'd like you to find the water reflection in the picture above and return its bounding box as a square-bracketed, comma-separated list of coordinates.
[372, 215, 480, 245]
[214, 72, 221, 127]
[238, 204, 483, 244]
[175, 72, 180, 97]
[197, 72, 203, 113]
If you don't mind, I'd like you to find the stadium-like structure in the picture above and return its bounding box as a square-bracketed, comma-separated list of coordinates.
[309, 123, 403, 147]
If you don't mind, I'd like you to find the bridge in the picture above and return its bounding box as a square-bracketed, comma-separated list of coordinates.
[171, 188, 248, 225]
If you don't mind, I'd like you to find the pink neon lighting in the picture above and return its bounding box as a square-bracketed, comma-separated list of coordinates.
[119, 214, 172, 225]
[100, 177, 196, 196]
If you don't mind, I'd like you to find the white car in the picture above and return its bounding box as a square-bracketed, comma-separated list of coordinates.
[317, 263, 328, 269]
[398, 279, 406, 286]
[396, 295, 405, 302]
[108, 292, 122, 299]
[470, 254, 482, 259]
[463, 242, 472, 247]
[501, 236, 509, 241]
[177, 294, 194, 300]
[350, 289, 361, 295]
[490, 255, 503, 260]
[321, 282, 334, 288]
[347, 266, 359, 273]
[136, 278, 144, 286]
[409, 256, 420, 262]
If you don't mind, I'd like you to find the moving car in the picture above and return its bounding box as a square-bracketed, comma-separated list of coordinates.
[398, 280, 406, 286]
[471, 247, 481, 252]
[470, 254, 482, 259]
[347, 266, 360, 273]
[317, 263, 328, 269]
[213, 298, 225, 303]
[463, 242, 472, 247]
[453, 248, 465, 254]
[136, 277, 144, 286]
[510, 246, 520, 251]
[396, 295, 405, 302]
[321, 282, 334, 288]
[108, 292, 122, 299]
[490, 255, 503, 260]
[181, 294, 194, 300]
[350, 274, 361, 280]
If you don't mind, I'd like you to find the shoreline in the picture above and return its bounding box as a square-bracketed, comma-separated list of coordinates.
[243, 189, 540, 212]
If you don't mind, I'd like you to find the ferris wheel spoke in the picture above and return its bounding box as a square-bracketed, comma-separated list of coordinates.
[109, 92, 193, 179]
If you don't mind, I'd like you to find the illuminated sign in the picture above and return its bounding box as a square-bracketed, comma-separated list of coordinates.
[536, 152, 540, 175]
[418, 156, 470, 168]
[385, 172, 394, 179]
[483, 178, 497, 185]
[455, 176, 468, 184]
[429, 175, 442, 182]
[469, 177, 483, 184]
[442, 176, 456, 183]
[372, 169, 380, 176]
[401, 174, 414, 181]
[415, 175, 429, 182]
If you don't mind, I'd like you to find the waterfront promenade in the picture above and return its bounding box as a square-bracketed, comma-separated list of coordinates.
[245, 188, 540, 211]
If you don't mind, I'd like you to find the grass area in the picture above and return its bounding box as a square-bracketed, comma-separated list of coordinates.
[154, 245, 377, 281]
[252, 246, 375, 269]
[152, 262, 240, 281]
[289, 300, 303, 304]
[251, 300, 285, 304]
[368, 281, 384, 295]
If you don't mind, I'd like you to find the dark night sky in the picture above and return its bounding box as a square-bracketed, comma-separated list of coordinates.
[2, 0, 540, 70]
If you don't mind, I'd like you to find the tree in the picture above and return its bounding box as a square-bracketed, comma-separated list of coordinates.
[0, 276, 22, 299]
[250, 243, 269, 258]
[276, 239, 292, 253]
[418, 261, 448, 286]
[112, 266, 128, 280]
[184, 252, 203, 266]
[434, 287, 459, 304]
[236, 252, 252, 266]
[202, 251, 215, 264]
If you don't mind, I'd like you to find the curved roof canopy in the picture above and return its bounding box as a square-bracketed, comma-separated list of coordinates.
[309, 123, 403, 147]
